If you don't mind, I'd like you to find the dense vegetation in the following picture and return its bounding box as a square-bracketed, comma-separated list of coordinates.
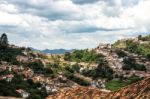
[0, 33, 24, 65]
[105, 75, 142, 91]
[64, 64, 90, 86]
[138, 35, 150, 41]
[64, 72, 91, 86]
[113, 35, 150, 59]
[125, 39, 150, 58]
[0, 74, 47, 99]
[46, 62, 90, 86]
[26, 61, 53, 76]
[82, 59, 114, 80]
[122, 57, 146, 71]
[0, 33, 8, 49]
[116, 50, 127, 58]
[0, 34, 48, 98]
[64, 49, 104, 63]
[0, 47, 23, 64]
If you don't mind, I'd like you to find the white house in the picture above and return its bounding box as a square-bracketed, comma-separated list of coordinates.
[16, 89, 29, 98]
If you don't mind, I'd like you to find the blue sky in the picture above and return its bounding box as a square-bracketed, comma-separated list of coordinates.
[0, 0, 150, 50]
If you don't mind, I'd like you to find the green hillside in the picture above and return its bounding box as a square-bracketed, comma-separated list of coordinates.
[113, 35, 150, 59]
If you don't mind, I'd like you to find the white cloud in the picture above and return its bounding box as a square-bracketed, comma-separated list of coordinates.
[0, 3, 18, 13]
[0, 0, 150, 50]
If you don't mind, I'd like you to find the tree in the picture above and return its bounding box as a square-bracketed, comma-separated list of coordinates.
[64, 52, 71, 61]
[116, 50, 127, 58]
[27, 61, 44, 73]
[83, 59, 114, 80]
[0, 33, 8, 49]
[122, 57, 146, 71]
[138, 35, 142, 40]
[122, 57, 134, 70]
[126, 40, 139, 53]
[147, 53, 150, 60]
[95, 59, 114, 80]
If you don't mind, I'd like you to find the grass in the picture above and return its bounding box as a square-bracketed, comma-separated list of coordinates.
[105, 76, 142, 91]
[105, 79, 128, 91]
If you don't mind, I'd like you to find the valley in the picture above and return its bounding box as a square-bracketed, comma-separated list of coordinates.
[0, 33, 150, 99]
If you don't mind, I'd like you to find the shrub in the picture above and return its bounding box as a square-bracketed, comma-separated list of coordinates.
[122, 57, 146, 71]
[82, 59, 113, 80]
[64, 49, 104, 63]
[27, 61, 44, 73]
[116, 50, 127, 58]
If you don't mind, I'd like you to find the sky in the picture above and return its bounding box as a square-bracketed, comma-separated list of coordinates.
[0, 0, 150, 50]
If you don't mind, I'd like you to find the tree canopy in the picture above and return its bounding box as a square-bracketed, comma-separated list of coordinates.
[0, 33, 8, 49]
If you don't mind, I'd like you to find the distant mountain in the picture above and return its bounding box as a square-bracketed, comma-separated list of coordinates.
[30, 47, 74, 54]
[30, 47, 40, 52]
[41, 49, 74, 54]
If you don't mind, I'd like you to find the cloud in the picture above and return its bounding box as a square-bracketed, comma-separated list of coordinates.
[71, 0, 100, 4]
[4, 0, 83, 20]
[0, 0, 150, 50]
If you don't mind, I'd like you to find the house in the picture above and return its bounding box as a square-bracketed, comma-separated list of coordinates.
[97, 43, 111, 49]
[16, 55, 29, 63]
[7, 66, 12, 72]
[0, 76, 4, 80]
[1, 61, 8, 65]
[57, 75, 67, 82]
[32, 75, 45, 83]
[22, 51, 28, 56]
[11, 65, 19, 72]
[91, 81, 97, 88]
[70, 62, 77, 66]
[16, 89, 29, 98]
[79, 67, 86, 73]
[139, 41, 150, 44]
[19, 65, 24, 71]
[78, 62, 88, 67]
[0, 65, 7, 71]
[0, 74, 14, 82]
[6, 74, 14, 82]
[59, 57, 65, 62]
[90, 64, 98, 68]
[9, 44, 19, 48]
[22, 68, 34, 78]
[41, 59, 51, 66]
[45, 85, 58, 94]
[45, 77, 53, 84]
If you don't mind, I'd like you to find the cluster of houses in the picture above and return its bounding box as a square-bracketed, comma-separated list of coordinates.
[121, 51, 150, 77]
[0, 60, 60, 97]
[16, 54, 51, 68]
[2, 49, 78, 96]
[0, 41, 149, 98]
[97, 43, 112, 50]
[0, 61, 24, 82]
[96, 43, 150, 78]
[0, 62, 30, 98]
[0, 74, 14, 82]
[96, 44, 123, 69]
[0, 64, 24, 72]
[31, 73, 79, 95]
